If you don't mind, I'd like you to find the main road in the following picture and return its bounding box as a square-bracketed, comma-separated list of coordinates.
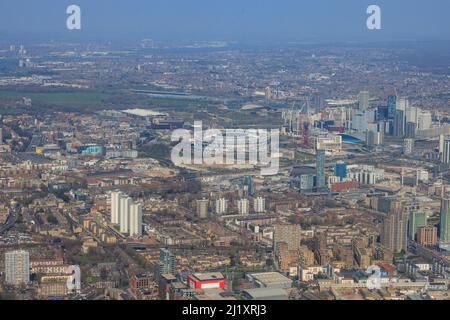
[0, 208, 18, 234]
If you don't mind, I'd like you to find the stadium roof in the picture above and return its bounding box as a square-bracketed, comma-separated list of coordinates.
[121, 108, 167, 117]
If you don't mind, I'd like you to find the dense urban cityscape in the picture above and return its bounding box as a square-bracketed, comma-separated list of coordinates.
[0, 1, 450, 306]
[0, 38, 449, 302]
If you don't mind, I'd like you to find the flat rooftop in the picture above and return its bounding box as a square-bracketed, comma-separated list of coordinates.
[195, 288, 236, 300]
[248, 272, 292, 285]
[191, 272, 224, 282]
[121, 108, 167, 117]
[160, 274, 177, 281]
[243, 288, 289, 300]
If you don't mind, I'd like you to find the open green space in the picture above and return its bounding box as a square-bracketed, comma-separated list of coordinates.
[0, 89, 109, 106]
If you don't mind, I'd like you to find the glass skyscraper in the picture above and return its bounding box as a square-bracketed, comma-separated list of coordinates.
[394, 110, 405, 138]
[159, 248, 176, 275]
[335, 162, 347, 181]
[387, 95, 397, 120]
[407, 203, 427, 240]
[440, 198, 450, 244]
[242, 175, 255, 196]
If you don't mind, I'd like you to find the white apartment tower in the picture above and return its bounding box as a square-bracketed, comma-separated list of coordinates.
[5, 250, 30, 286]
[253, 197, 266, 214]
[215, 198, 228, 215]
[120, 196, 133, 233]
[237, 199, 249, 215]
[110, 191, 122, 224]
[129, 202, 143, 238]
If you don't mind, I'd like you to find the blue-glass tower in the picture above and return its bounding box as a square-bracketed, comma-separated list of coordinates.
[335, 162, 347, 181]
[387, 95, 397, 120]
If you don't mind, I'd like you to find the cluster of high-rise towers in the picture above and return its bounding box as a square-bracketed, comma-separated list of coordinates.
[110, 191, 143, 238]
[379, 196, 450, 253]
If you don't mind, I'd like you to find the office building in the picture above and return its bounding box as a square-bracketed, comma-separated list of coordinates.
[405, 106, 418, 124]
[159, 248, 176, 275]
[335, 162, 347, 181]
[440, 197, 450, 244]
[242, 176, 255, 196]
[442, 137, 450, 164]
[5, 250, 30, 286]
[366, 122, 384, 147]
[405, 122, 416, 138]
[417, 110, 432, 130]
[316, 149, 326, 190]
[406, 203, 427, 240]
[381, 202, 409, 253]
[358, 91, 370, 111]
[387, 94, 397, 119]
[377, 105, 389, 121]
[291, 166, 316, 193]
[352, 110, 372, 132]
[396, 97, 409, 111]
[394, 110, 405, 138]
[187, 272, 225, 289]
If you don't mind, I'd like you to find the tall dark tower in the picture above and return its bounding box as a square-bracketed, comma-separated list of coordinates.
[387, 94, 397, 120]
[242, 176, 255, 197]
[316, 149, 326, 190]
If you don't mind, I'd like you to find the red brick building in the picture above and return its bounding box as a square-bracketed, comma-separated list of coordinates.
[330, 181, 359, 192]
[187, 272, 225, 290]
[417, 226, 438, 246]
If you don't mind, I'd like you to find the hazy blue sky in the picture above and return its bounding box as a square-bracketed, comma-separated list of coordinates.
[0, 0, 449, 42]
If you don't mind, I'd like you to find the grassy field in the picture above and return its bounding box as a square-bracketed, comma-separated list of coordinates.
[0, 108, 28, 115]
[0, 89, 109, 106]
[0, 88, 223, 114]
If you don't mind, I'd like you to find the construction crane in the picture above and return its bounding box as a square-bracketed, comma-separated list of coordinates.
[283, 99, 312, 150]
[299, 100, 311, 149]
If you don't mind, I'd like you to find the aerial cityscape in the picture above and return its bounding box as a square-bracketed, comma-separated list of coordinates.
[0, 1, 450, 305]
